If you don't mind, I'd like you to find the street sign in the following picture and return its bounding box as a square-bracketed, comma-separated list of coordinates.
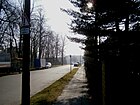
[20, 27, 30, 35]
[22, 16, 29, 26]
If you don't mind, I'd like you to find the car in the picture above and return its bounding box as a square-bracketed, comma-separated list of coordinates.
[46, 62, 52, 68]
[73, 62, 79, 67]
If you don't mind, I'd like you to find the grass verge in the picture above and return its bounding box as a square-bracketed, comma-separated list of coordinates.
[30, 67, 79, 105]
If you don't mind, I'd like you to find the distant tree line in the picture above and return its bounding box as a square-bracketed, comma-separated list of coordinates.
[0, 0, 66, 70]
[63, 0, 140, 105]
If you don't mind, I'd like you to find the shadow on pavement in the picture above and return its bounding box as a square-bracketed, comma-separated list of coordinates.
[53, 95, 91, 105]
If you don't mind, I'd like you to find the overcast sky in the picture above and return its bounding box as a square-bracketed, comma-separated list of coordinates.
[34, 0, 84, 56]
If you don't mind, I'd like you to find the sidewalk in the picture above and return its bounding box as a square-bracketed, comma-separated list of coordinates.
[53, 66, 91, 105]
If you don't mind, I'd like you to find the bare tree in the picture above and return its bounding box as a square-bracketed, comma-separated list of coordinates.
[0, 0, 67, 68]
[0, 0, 20, 50]
[30, 8, 47, 59]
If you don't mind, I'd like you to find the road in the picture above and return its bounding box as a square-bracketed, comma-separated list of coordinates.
[0, 65, 73, 105]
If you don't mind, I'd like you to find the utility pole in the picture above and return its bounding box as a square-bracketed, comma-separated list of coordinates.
[0, 0, 3, 24]
[21, 0, 30, 105]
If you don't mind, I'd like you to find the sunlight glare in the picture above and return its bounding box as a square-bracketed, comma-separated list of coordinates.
[87, 2, 93, 9]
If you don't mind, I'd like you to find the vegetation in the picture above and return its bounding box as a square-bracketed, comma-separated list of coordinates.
[63, 0, 140, 105]
[30, 68, 78, 105]
[0, 0, 67, 71]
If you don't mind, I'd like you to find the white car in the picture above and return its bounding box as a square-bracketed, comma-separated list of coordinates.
[46, 62, 52, 68]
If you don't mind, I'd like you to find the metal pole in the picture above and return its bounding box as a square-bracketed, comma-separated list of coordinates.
[21, 0, 30, 104]
[80, 55, 81, 65]
[70, 55, 71, 71]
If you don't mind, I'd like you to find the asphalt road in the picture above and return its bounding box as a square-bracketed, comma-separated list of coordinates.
[0, 65, 72, 105]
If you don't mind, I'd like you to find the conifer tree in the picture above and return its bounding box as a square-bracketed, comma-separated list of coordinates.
[63, 0, 140, 104]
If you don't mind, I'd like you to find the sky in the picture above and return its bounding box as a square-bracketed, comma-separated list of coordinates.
[34, 0, 84, 56]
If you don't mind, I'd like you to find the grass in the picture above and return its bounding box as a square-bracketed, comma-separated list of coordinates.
[30, 67, 79, 105]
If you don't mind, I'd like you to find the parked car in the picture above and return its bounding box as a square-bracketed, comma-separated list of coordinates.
[46, 62, 52, 68]
[73, 62, 79, 67]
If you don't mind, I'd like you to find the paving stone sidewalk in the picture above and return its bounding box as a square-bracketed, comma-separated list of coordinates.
[53, 66, 91, 105]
